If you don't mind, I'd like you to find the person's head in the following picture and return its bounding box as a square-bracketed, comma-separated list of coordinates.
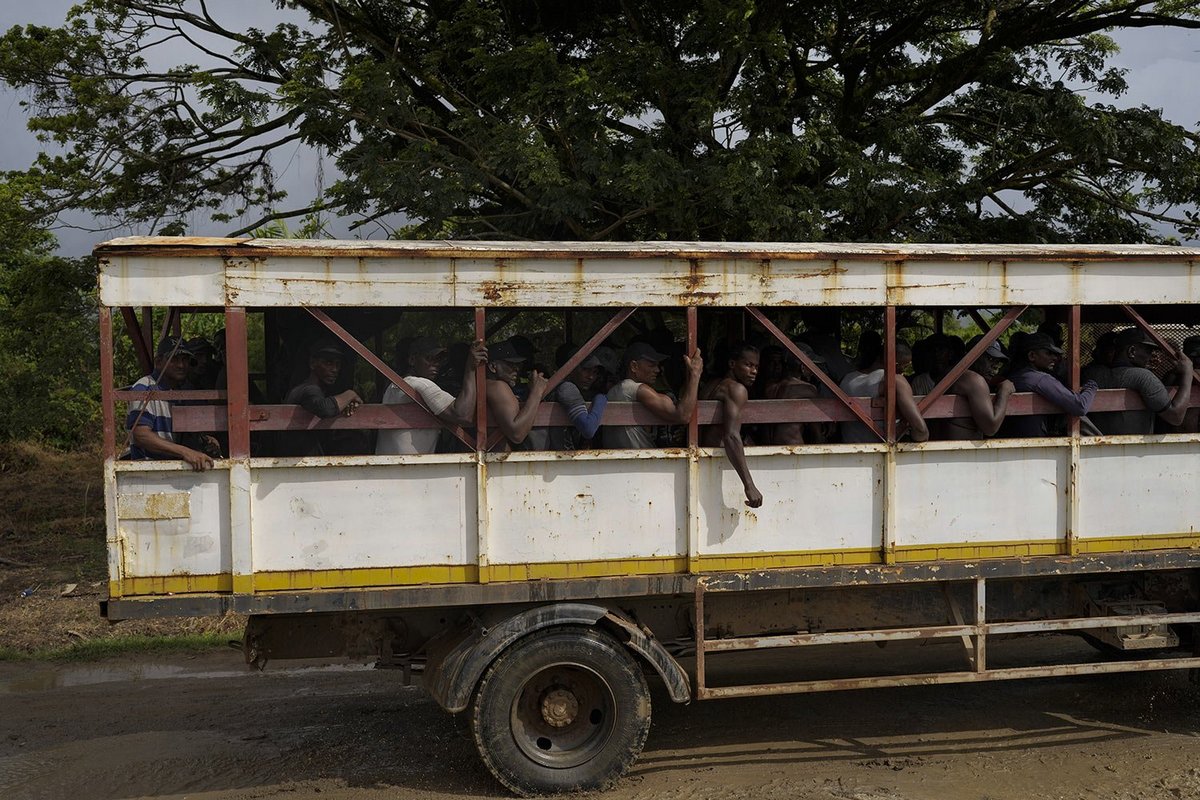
[1017, 332, 1063, 373]
[558, 345, 602, 390]
[405, 336, 447, 380]
[621, 341, 670, 384]
[308, 338, 345, 386]
[926, 333, 963, 376]
[785, 340, 825, 381]
[855, 330, 884, 371]
[1112, 327, 1161, 368]
[486, 339, 526, 386]
[1091, 330, 1118, 367]
[894, 341, 913, 374]
[725, 341, 760, 387]
[966, 335, 1008, 377]
[186, 337, 215, 381]
[1182, 335, 1200, 363]
[154, 336, 194, 385]
[757, 345, 784, 384]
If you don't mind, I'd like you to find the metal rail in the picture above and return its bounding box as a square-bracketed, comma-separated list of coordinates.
[693, 578, 1200, 700]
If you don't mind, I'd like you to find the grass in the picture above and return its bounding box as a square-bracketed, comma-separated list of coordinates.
[0, 441, 245, 659]
[0, 631, 236, 662]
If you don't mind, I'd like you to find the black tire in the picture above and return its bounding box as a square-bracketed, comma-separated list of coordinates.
[470, 625, 651, 796]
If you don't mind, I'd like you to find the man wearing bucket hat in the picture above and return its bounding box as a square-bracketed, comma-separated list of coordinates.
[1092, 327, 1193, 435]
[939, 336, 1015, 440]
[1002, 332, 1099, 438]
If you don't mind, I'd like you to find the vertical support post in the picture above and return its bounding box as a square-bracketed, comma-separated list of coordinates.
[141, 306, 154, 352]
[883, 304, 898, 565]
[694, 579, 707, 700]
[99, 306, 116, 460]
[1066, 304, 1081, 556]
[224, 308, 251, 459]
[884, 305, 897, 444]
[475, 308, 490, 584]
[224, 307, 253, 595]
[100, 305, 122, 598]
[974, 577, 987, 672]
[686, 306, 701, 574]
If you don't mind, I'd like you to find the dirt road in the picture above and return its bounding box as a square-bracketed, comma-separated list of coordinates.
[4, 641, 1200, 800]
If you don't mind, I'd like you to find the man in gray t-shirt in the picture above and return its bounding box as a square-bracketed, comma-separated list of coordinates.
[600, 342, 702, 449]
[1091, 327, 1193, 435]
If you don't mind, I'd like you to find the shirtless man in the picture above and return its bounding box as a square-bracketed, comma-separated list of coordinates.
[941, 337, 1014, 440]
[485, 339, 549, 450]
[766, 342, 823, 445]
[700, 342, 763, 508]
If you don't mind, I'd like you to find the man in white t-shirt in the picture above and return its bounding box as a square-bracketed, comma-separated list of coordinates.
[376, 336, 488, 454]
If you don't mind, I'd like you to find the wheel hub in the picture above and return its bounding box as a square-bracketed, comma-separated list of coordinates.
[540, 688, 580, 728]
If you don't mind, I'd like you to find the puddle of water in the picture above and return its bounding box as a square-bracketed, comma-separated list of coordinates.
[0, 661, 373, 694]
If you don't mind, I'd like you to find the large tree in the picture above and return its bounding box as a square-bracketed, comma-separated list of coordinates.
[2, 0, 1199, 242]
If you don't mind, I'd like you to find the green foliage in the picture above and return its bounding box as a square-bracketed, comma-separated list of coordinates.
[0, 185, 100, 448]
[0, 2, 1198, 243]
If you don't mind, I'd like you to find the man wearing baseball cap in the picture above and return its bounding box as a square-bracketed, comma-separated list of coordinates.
[940, 336, 1015, 440]
[485, 338, 549, 450]
[1091, 327, 1193, 435]
[1002, 332, 1099, 437]
[126, 336, 214, 470]
[600, 341, 703, 449]
[280, 338, 364, 456]
[377, 336, 488, 454]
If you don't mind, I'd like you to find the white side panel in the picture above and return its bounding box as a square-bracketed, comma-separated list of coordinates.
[115, 469, 231, 577]
[98, 256, 225, 306]
[250, 464, 476, 570]
[1077, 444, 1200, 538]
[485, 458, 685, 564]
[697, 452, 883, 553]
[893, 447, 1066, 545]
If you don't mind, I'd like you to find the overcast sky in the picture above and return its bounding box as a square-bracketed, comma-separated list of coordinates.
[2, 2, 1199, 256]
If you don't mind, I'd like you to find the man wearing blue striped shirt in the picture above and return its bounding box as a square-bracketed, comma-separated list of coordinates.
[126, 337, 214, 471]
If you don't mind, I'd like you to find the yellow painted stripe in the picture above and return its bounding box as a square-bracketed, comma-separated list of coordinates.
[485, 557, 687, 583]
[111, 534, 1200, 597]
[112, 573, 233, 597]
[252, 565, 479, 591]
[1075, 533, 1200, 554]
[696, 549, 881, 571]
[893, 540, 1062, 562]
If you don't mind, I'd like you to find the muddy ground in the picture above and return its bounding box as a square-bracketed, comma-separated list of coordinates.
[5, 638, 1200, 800]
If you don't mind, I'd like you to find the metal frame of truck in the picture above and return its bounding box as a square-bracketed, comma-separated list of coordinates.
[96, 238, 1200, 795]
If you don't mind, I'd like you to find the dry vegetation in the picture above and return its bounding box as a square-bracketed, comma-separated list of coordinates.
[0, 442, 240, 656]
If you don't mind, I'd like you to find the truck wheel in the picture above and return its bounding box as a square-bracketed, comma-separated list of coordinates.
[470, 625, 651, 796]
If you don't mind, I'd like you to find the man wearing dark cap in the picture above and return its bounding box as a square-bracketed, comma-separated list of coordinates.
[126, 336, 214, 470]
[1001, 332, 1099, 438]
[280, 338, 364, 456]
[185, 336, 219, 390]
[1091, 327, 1193, 435]
[939, 336, 1014, 440]
[546, 346, 609, 450]
[376, 336, 488, 454]
[485, 339, 549, 449]
[600, 341, 703, 449]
